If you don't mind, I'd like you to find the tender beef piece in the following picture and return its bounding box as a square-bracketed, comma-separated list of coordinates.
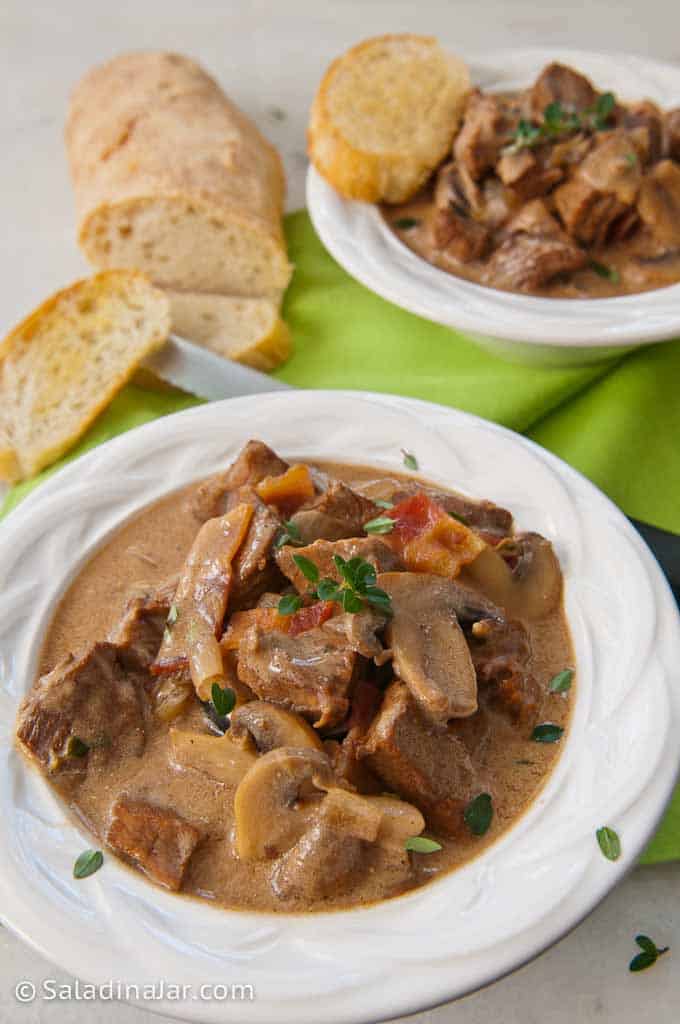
[667, 108, 680, 161]
[497, 149, 564, 201]
[527, 62, 598, 118]
[357, 682, 482, 836]
[434, 160, 482, 216]
[430, 205, 490, 262]
[378, 573, 478, 723]
[322, 608, 386, 659]
[637, 160, 680, 249]
[276, 537, 401, 594]
[454, 90, 507, 181]
[507, 198, 564, 238]
[622, 101, 664, 165]
[553, 133, 641, 245]
[357, 477, 513, 544]
[549, 133, 593, 170]
[469, 617, 541, 724]
[288, 510, 359, 544]
[109, 578, 177, 672]
[16, 643, 146, 773]
[271, 817, 364, 902]
[297, 480, 379, 538]
[107, 797, 201, 891]
[227, 490, 284, 611]
[192, 440, 288, 521]
[477, 176, 517, 229]
[236, 624, 357, 729]
[483, 232, 587, 292]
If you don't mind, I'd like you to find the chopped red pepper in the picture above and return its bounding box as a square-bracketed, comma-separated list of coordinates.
[289, 600, 335, 636]
[386, 491, 486, 578]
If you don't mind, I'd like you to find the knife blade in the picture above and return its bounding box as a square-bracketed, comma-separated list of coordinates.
[143, 333, 292, 400]
[629, 516, 680, 606]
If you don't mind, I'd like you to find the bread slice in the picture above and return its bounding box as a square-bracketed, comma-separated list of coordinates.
[0, 271, 170, 483]
[66, 52, 292, 298]
[308, 34, 470, 203]
[166, 291, 291, 372]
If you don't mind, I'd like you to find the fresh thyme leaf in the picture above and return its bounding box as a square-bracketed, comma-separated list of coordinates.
[402, 449, 418, 471]
[73, 849, 103, 879]
[269, 106, 286, 121]
[316, 578, 341, 601]
[624, 151, 638, 167]
[373, 499, 395, 509]
[448, 510, 468, 525]
[211, 682, 236, 717]
[549, 668, 574, 693]
[352, 560, 377, 591]
[66, 736, 89, 758]
[596, 826, 621, 861]
[363, 586, 393, 613]
[590, 259, 620, 283]
[629, 935, 668, 972]
[341, 589, 365, 613]
[505, 117, 543, 153]
[404, 836, 442, 853]
[464, 793, 494, 836]
[364, 515, 396, 535]
[393, 217, 420, 230]
[278, 593, 303, 616]
[293, 554, 320, 584]
[167, 604, 179, 627]
[531, 723, 564, 743]
[274, 519, 303, 549]
[593, 90, 616, 129]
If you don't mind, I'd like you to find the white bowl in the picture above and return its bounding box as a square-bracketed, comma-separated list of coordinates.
[0, 391, 679, 1024]
[307, 48, 680, 367]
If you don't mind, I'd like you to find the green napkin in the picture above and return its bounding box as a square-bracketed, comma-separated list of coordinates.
[3, 210, 679, 862]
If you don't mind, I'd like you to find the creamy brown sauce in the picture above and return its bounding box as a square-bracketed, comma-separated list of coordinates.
[36, 463, 574, 913]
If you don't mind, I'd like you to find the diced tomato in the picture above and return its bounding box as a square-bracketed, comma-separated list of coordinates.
[386, 492, 486, 578]
[255, 464, 315, 516]
[289, 600, 335, 636]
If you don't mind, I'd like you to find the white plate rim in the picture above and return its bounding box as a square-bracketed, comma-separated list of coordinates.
[0, 389, 679, 1024]
[307, 47, 680, 350]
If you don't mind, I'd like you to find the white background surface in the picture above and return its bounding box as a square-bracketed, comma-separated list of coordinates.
[1, 1, 679, 1021]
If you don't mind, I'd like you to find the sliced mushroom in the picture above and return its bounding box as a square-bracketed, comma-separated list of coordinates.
[169, 728, 256, 785]
[363, 795, 426, 848]
[378, 573, 478, 723]
[462, 532, 563, 620]
[230, 701, 323, 754]
[234, 747, 334, 861]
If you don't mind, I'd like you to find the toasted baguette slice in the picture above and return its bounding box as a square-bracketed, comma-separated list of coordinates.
[308, 34, 470, 203]
[0, 271, 170, 483]
[166, 291, 291, 372]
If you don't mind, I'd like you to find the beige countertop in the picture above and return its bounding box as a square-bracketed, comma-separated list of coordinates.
[1, 1, 678, 1020]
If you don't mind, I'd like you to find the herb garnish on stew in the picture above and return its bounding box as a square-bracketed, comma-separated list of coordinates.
[73, 849, 103, 879]
[629, 935, 669, 973]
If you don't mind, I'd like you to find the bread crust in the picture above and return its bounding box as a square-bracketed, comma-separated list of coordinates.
[308, 34, 470, 203]
[66, 52, 291, 294]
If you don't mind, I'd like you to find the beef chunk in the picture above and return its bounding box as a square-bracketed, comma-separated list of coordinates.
[637, 160, 680, 249]
[484, 232, 587, 292]
[192, 440, 288, 521]
[469, 617, 541, 723]
[507, 198, 564, 238]
[276, 537, 401, 594]
[16, 643, 146, 773]
[271, 818, 363, 902]
[228, 490, 284, 610]
[454, 90, 506, 181]
[667, 108, 680, 161]
[236, 624, 357, 728]
[527, 62, 598, 118]
[109, 578, 176, 672]
[322, 608, 386, 659]
[497, 150, 564, 200]
[623, 101, 664, 165]
[431, 206, 490, 262]
[357, 682, 482, 836]
[288, 510, 359, 544]
[294, 480, 378, 539]
[553, 133, 641, 245]
[107, 797, 201, 891]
